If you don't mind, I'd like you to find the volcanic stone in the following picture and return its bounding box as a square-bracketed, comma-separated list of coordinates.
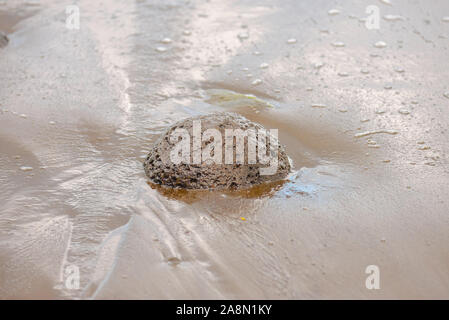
[144, 112, 291, 190]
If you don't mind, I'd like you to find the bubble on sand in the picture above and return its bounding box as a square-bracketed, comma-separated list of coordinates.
[259, 62, 269, 69]
[383, 14, 404, 21]
[160, 38, 172, 44]
[287, 38, 297, 44]
[20, 166, 33, 172]
[443, 92, 449, 99]
[442, 17, 449, 23]
[331, 41, 345, 47]
[251, 79, 263, 86]
[374, 41, 387, 48]
[155, 46, 168, 52]
[313, 61, 324, 69]
[328, 9, 340, 16]
[238, 32, 249, 40]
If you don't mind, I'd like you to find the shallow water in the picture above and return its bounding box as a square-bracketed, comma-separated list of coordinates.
[1, 0, 449, 299]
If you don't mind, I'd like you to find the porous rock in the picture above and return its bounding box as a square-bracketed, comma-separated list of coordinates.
[144, 112, 291, 190]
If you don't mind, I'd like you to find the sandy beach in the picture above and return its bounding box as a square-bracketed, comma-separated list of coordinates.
[0, 0, 448, 299]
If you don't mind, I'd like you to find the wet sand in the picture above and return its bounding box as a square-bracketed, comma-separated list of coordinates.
[0, 0, 449, 299]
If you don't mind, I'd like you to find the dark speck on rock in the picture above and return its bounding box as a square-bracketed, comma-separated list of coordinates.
[0, 32, 9, 48]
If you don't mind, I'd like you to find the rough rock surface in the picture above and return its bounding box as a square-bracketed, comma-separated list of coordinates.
[144, 112, 291, 190]
[0, 32, 9, 48]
